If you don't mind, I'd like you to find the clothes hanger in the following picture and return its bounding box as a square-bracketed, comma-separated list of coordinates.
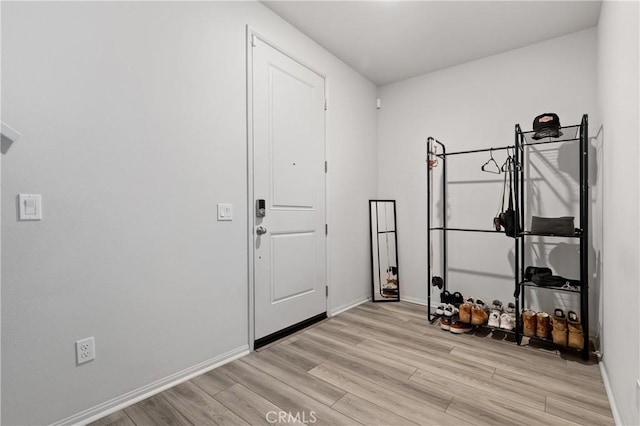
[481, 148, 501, 174]
[501, 148, 520, 172]
[502, 155, 512, 173]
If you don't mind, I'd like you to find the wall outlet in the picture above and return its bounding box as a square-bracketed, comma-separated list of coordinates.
[76, 337, 95, 365]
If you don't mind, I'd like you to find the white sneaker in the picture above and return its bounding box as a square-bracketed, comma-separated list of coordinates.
[444, 304, 459, 317]
[500, 312, 515, 330]
[435, 303, 446, 315]
[488, 310, 501, 328]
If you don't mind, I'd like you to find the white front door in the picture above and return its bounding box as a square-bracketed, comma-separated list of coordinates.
[251, 36, 327, 343]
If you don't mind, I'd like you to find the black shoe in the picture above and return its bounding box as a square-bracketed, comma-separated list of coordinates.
[432, 276, 444, 289]
[440, 290, 451, 304]
[451, 291, 464, 307]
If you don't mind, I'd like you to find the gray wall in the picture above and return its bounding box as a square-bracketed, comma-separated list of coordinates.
[597, 1, 640, 424]
[4, 2, 639, 425]
[1, 2, 377, 424]
[376, 28, 599, 325]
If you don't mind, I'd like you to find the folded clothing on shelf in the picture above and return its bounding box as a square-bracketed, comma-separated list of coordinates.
[530, 216, 575, 236]
[524, 266, 552, 282]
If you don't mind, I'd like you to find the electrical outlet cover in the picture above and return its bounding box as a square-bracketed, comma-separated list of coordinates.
[76, 337, 95, 365]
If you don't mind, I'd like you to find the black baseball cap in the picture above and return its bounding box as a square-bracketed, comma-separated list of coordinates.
[532, 113, 563, 140]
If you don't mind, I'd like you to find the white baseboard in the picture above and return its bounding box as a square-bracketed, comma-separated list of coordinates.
[399, 295, 427, 306]
[53, 345, 250, 426]
[599, 361, 624, 426]
[329, 296, 370, 316]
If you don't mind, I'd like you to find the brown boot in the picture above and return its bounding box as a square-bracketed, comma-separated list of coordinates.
[459, 300, 472, 323]
[471, 300, 489, 326]
[551, 308, 567, 347]
[522, 310, 537, 337]
[567, 311, 584, 349]
[536, 312, 551, 339]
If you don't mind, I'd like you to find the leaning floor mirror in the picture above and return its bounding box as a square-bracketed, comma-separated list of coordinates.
[370, 200, 400, 302]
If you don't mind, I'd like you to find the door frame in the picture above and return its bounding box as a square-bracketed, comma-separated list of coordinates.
[246, 26, 329, 351]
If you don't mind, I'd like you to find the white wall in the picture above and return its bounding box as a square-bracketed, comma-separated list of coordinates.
[0, 2, 377, 424]
[377, 29, 599, 324]
[597, 1, 640, 425]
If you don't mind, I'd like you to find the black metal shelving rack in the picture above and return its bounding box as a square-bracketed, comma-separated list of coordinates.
[426, 114, 590, 360]
[515, 114, 589, 360]
[425, 138, 520, 336]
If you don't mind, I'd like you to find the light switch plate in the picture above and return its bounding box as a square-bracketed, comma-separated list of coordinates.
[19, 194, 42, 220]
[217, 203, 233, 221]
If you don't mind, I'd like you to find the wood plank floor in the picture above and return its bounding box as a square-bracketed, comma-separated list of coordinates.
[93, 302, 613, 426]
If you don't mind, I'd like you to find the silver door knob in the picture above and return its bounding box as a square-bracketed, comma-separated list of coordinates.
[256, 226, 268, 235]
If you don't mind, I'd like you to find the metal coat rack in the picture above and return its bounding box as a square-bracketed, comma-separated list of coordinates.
[426, 114, 590, 360]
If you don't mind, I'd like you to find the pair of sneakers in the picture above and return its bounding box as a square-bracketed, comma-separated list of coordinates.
[435, 303, 459, 318]
[440, 290, 464, 307]
[487, 300, 516, 330]
[440, 315, 473, 334]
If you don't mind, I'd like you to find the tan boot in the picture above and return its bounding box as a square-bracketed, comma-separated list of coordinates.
[471, 300, 489, 326]
[536, 312, 551, 339]
[551, 308, 568, 347]
[459, 300, 472, 323]
[568, 311, 584, 349]
[522, 310, 537, 337]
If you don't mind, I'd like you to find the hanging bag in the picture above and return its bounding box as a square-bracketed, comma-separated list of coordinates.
[494, 163, 508, 231]
[503, 158, 519, 238]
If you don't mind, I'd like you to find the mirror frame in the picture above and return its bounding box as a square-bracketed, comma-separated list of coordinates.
[369, 200, 400, 302]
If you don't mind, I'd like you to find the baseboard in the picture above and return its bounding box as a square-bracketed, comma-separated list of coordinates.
[329, 296, 370, 316]
[53, 345, 250, 426]
[599, 361, 624, 426]
[399, 295, 427, 306]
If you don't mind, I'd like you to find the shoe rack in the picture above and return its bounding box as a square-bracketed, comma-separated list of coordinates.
[426, 114, 590, 360]
[515, 114, 590, 360]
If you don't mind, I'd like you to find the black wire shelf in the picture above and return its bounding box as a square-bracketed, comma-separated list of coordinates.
[519, 124, 581, 145]
[519, 231, 584, 239]
[430, 227, 505, 234]
[523, 334, 556, 345]
[476, 324, 517, 335]
[520, 281, 581, 293]
[430, 318, 517, 335]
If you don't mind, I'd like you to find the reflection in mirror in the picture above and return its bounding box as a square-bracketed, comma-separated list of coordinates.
[370, 200, 399, 302]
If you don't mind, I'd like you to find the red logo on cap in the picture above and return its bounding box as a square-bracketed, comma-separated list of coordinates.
[539, 116, 554, 123]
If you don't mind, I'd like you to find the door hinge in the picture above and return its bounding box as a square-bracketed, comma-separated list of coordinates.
[251, 35, 257, 47]
[325, 161, 328, 173]
[325, 224, 328, 235]
[326, 286, 329, 297]
[324, 98, 328, 111]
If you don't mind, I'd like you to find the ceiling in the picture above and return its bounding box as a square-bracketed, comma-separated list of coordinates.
[262, 1, 602, 86]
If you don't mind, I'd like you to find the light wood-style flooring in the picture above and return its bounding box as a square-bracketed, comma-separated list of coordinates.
[92, 302, 613, 425]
